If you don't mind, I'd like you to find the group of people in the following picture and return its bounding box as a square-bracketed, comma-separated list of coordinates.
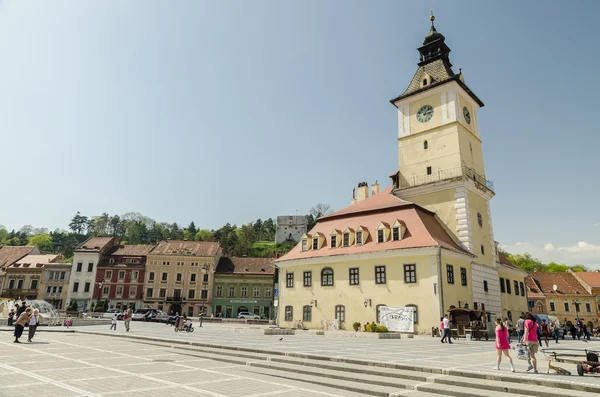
[8, 301, 41, 343]
[494, 313, 542, 372]
[109, 308, 132, 331]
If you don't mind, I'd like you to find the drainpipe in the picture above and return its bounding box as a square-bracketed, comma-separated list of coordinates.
[438, 247, 445, 318]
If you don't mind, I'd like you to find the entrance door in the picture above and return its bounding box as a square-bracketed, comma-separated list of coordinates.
[169, 304, 182, 316]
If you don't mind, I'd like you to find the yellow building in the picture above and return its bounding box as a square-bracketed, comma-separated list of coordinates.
[276, 16, 522, 333]
[38, 262, 72, 310]
[143, 240, 222, 317]
[526, 272, 598, 330]
[1, 254, 63, 301]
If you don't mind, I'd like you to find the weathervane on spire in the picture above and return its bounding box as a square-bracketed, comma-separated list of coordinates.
[430, 9, 435, 27]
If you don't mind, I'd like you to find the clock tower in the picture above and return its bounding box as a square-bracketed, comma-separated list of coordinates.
[390, 14, 496, 268]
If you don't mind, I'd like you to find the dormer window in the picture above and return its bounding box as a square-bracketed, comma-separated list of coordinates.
[376, 222, 390, 243]
[343, 233, 350, 247]
[377, 230, 385, 243]
[392, 227, 400, 241]
[391, 220, 406, 241]
[330, 235, 337, 248]
[422, 79, 428, 86]
[301, 240, 308, 252]
[312, 238, 319, 250]
[356, 231, 363, 245]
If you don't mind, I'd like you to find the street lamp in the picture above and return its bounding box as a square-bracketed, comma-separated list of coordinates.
[199, 264, 210, 327]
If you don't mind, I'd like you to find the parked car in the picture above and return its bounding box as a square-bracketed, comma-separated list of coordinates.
[238, 312, 260, 320]
[102, 309, 124, 320]
[155, 312, 177, 325]
[132, 308, 159, 321]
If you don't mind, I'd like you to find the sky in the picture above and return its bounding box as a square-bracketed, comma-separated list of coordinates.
[0, 1, 598, 268]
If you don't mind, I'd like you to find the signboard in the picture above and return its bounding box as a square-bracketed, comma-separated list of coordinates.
[379, 306, 415, 333]
[274, 288, 278, 298]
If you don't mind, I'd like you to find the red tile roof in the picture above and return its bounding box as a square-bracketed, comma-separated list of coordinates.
[527, 272, 589, 296]
[12, 254, 62, 267]
[277, 187, 470, 262]
[111, 244, 155, 256]
[497, 252, 523, 271]
[574, 272, 600, 288]
[0, 246, 37, 270]
[216, 257, 275, 275]
[76, 237, 117, 252]
[150, 240, 221, 257]
[525, 276, 545, 298]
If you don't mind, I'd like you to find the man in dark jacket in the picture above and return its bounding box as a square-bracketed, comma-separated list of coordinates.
[16, 301, 27, 317]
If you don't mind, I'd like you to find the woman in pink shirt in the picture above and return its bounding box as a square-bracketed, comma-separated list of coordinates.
[522, 312, 539, 373]
[493, 318, 515, 371]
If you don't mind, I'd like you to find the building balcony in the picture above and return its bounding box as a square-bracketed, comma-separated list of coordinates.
[1, 289, 38, 298]
[396, 163, 494, 193]
[166, 296, 185, 302]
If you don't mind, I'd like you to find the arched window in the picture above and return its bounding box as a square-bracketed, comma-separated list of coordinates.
[303, 305, 312, 322]
[536, 301, 543, 313]
[321, 267, 334, 286]
[284, 305, 293, 321]
[406, 304, 418, 324]
[335, 305, 345, 322]
[376, 304, 387, 323]
[424, 140, 428, 150]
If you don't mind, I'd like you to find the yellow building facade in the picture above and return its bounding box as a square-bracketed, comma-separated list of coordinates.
[142, 241, 222, 317]
[276, 17, 526, 333]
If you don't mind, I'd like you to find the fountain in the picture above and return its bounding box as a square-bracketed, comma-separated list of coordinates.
[0, 298, 62, 326]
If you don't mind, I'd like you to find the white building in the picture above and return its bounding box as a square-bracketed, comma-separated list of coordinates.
[65, 236, 117, 311]
[275, 216, 307, 245]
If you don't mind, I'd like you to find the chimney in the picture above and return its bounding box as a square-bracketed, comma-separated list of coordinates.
[356, 182, 369, 202]
[371, 181, 379, 195]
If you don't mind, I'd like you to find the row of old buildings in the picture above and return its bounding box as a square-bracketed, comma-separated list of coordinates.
[0, 239, 276, 319]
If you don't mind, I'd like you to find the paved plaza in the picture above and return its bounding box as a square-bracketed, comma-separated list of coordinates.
[1, 322, 600, 396]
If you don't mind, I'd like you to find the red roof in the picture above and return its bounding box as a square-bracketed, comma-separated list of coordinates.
[111, 244, 155, 256]
[150, 240, 221, 257]
[216, 257, 275, 275]
[76, 237, 117, 252]
[277, 187, 470, 262]
[0, 246, 37, 270]
[497, 252, 522, 271]
[574, 272, 600, 288]
[527, 272, 588, 296]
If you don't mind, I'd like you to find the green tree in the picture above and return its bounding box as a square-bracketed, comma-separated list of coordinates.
[194, 229, 213, 241]
[69, 213, 89, 235]
[238, 223, 257, 256]
[187, 222, 198, 235]
[28, 234, 53, 253]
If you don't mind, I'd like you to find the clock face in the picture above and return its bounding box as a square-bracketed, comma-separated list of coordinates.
[417, 105, 434, 123]
[463, 106, 471, 124]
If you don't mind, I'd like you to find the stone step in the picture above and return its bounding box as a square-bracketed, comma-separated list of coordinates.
[240, 365, 409, 397]
[247, 359, 422, 391]
[267, 355, 430, 382]
[414, 383, 531, 397]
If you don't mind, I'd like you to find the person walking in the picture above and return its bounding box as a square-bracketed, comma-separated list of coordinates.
[439, 317, 444, 338]
[550, 320, 559, 344]
[28, 309, 40, 343]
[7, 309, 15, 326]
[110, 313, 117, 331]
[516, 315, 525, 342]
[522, 312, 539, 373]
[504, 317, 513, 344]
[14, 308, 31, 343]
[540, 319, 550, 348]
[440, 314, 453, 344]
[493, 318, 515, 372]
[65, 314, 72, 329]
[124, 307, 132, 332]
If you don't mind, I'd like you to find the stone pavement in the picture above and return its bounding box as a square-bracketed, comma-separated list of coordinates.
[73, 321, 600, 386]
[0, 332, 369, 397]
[2, 322, 600, 396]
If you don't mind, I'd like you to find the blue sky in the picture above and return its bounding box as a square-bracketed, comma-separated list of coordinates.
[0, 1, 598, 268]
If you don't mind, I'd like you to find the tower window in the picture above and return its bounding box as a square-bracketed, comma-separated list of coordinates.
[426, 166, 432, 175]
[424, 140, 428, 150]
[481, 245, 485, 255]
[477, 213, 483, 227]
[422, 79, 428, 86]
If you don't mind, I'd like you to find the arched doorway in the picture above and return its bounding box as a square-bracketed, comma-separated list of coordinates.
[237, 306, 248, 315]
[169, 304, 182, 316]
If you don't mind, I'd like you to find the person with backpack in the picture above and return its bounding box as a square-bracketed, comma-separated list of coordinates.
[522, 312, 539, 373]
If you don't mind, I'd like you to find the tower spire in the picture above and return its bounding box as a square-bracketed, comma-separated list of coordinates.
[430, 9, 435, 27]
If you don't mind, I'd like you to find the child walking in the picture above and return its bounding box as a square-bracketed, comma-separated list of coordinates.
[65, 314, 72, 329]
[110, 314, 117, 330]
[493, 318, 515, 372]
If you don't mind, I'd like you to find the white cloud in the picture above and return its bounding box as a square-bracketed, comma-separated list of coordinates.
[502, 241, 600, 271]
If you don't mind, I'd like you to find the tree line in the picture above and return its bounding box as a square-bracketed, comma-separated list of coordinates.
[501, 250, 588, 273]
[0, 212, 283, 261]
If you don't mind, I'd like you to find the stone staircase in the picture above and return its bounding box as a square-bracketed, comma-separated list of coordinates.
[128, 337, 600, 397]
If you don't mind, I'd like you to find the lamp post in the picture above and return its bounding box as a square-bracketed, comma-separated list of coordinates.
[199, 264, 210, 327]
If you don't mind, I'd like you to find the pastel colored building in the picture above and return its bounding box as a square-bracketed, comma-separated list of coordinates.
[526, 272, 598, 329]
[143, 240, 222, 317]
[66, 237, 119, 311]
[275, 17, 528, 333]
[1, 254, 63, 301]
[94, 244, 155, 310]
[570, 271, 600, 315]
[38, 262, 71, 309]
[0, 246, 39, 295]
[212, 257, 275, 319]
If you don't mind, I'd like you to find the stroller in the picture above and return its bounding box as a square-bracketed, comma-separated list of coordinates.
[577, 350, 600, 376]
[174, 320, 194, 333]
